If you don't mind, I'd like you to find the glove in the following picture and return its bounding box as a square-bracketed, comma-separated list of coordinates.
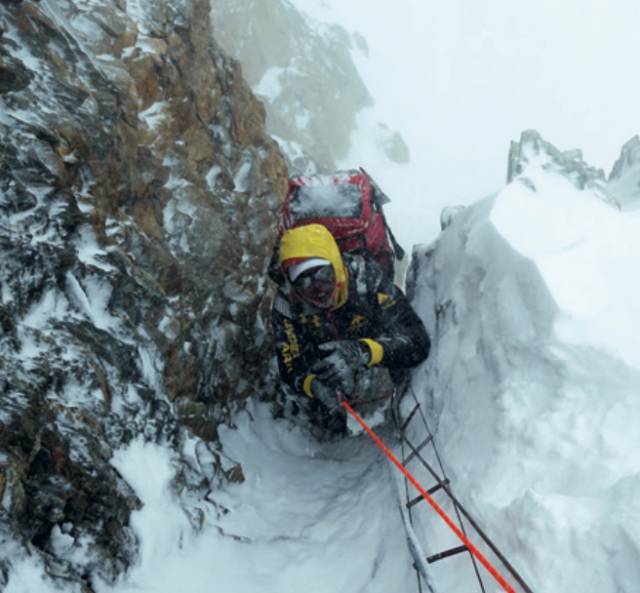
[309, 377, 339, 408]
[311, 340, 370, 396]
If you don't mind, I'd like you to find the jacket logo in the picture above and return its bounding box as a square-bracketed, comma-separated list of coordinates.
[281, 319, 300, 374]
[349, 314, 366, 331]
[298, 314, 323, 337]
[377, 292, 396, 309]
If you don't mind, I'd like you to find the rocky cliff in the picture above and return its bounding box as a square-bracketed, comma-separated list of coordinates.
[212, 0, 372, 174]
[507, 130, 618, 208]
[0, 0, 286, 589]
[607, 135, 640, 206]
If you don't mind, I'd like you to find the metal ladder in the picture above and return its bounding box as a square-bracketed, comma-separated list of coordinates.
[390, 387, 535, 593]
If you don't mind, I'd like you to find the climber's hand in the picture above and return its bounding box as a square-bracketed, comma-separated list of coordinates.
[310, 378, 339, 408]
[312, 340, 369, 396]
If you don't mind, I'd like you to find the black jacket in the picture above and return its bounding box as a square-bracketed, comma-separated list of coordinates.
[271, 254, 430, 396]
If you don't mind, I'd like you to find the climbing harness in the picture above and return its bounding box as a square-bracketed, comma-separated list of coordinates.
[341, 388, 535, 593]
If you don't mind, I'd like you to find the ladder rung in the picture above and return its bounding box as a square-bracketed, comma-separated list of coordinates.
[406, 479, 450, 509]
[402, 435, 433, 465]
[427, 545, 468, 564]
[401, 403, 421, 432]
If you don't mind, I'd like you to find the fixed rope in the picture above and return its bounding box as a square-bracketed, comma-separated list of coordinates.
[399, 388, 534, 593]
[341, 398, 521, 593]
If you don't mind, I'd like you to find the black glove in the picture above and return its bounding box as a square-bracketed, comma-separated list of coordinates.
[311, 340, 370, 396]
[310, 378, 339, 408]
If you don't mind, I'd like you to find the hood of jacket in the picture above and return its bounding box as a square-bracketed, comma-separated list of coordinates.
[279, 223, 349, 309]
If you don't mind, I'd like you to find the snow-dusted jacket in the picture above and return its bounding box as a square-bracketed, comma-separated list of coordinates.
[270, 224, 430, 398]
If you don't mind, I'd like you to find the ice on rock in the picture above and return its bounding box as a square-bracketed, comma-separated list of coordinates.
[50, 525, 76, 556]
[507, 130, 618, 208]
[139, 101, 168, 131]
[608, 135, 640, 207]
[65, 273, 120, 331]
[205, 165, 223, 191]
[254, 66, 286, 100]
[75, 225, 116, 272]
[233, 160, 253, 192]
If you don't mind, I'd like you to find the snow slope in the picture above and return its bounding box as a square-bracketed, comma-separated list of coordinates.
[6, 402, 419, 593]
[92, 405, 417, 593]
[407, 147, 640, 592]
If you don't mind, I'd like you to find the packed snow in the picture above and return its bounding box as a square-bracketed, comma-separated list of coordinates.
[290, 182, 363, 219]
[406, 157, 640, 592]
[91, 406, 417, 593]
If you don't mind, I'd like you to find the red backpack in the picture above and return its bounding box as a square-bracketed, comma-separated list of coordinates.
[274, 168, 404, 281]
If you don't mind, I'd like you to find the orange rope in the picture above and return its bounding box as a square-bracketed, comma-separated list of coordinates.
[341, 399, 519, 593]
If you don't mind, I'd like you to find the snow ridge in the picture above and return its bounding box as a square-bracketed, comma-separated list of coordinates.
[409, 136, 640, 593]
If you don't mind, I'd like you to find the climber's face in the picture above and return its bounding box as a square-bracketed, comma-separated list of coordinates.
[292, 265, 336, 309]
[279, 224, 349, 310]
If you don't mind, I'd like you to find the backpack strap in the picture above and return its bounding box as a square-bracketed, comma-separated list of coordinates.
[346, 254, 374, 300]
[268, 240, 287, 285]
[384, 219, 405, 261]
[273, 291, 294, 319]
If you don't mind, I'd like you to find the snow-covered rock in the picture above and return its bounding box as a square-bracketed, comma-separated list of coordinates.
[507, 130, 618, 209]
[607, 135, 640, 208]
[212, 0, 409, 173]
[212, 0, 371, 172]
[0, 0, 286, 588]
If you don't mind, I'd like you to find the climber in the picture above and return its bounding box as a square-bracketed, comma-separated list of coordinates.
[271, 222, 430, 434]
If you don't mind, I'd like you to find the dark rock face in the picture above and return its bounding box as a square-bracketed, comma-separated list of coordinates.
[0, 0, 286, 588]
[507, 130, 618, 208]
[609, 135, 640, 180]
[607, 135, 640, 205]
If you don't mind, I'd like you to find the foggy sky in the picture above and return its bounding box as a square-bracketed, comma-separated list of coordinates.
[292, 0, 640, 245]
